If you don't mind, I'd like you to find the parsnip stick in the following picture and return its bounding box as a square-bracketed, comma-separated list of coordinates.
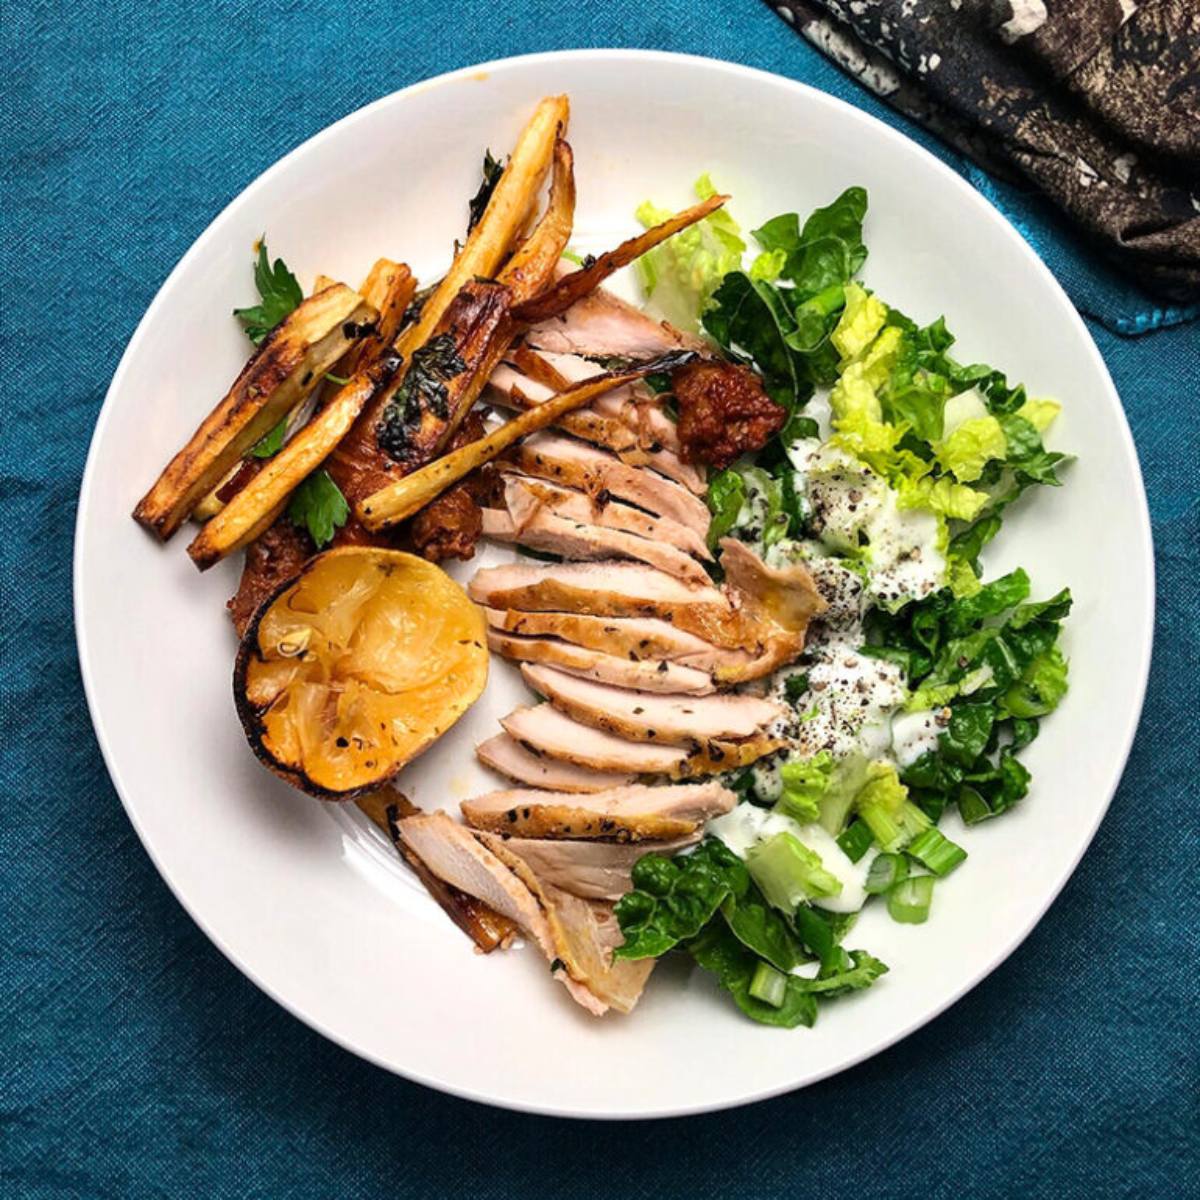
[357, 350, 696, 531]
[187, 359, 400, 569]
[395, 95, 568, 355]
[133, 284, 375, 540]
[497, 138, 575, 305]
[512, 193, 728, 324]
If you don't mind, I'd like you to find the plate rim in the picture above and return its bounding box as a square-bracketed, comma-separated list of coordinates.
[73, 47, 1156, 1119]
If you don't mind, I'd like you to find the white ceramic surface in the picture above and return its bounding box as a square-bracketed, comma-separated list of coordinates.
[74, 50, 1153, 1118]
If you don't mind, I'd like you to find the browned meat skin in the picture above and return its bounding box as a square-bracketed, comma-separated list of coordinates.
[461, 780, 736, 840]
[227, 518, 312, 637]
[671, 359, 786, 469]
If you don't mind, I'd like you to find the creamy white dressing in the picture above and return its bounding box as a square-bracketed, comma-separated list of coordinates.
[890, 708, 943, 769]
[708, 803, 876, 914]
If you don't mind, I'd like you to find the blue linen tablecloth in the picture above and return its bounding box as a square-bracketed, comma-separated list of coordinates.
[2, 2, 1196, 1196]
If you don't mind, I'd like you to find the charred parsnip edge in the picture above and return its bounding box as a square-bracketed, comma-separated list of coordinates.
[132, 284, 375, 540]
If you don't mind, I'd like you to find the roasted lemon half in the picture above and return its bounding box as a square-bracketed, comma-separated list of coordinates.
[235, 547, 488, 799]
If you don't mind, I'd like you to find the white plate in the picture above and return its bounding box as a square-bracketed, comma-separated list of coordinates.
[74, 50, 1154, 1118]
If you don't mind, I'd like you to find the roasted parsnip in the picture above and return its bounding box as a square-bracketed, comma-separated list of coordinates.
[133, 284, 375, 539]
[512, 192, 728, 324]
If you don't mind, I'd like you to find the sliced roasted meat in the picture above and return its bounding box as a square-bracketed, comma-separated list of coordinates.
[487, 364, 640, 456]
[500, 703, 783, 779]
[480, 507, 710, 585]
[483, 608, 753, 673]
[487, 628, 715, 694]
[476, 732, 636, 792]
[481, 832, 699, 901]
[525, 283, 708, 360]
[528, 349, 687, 460]
[502, 474, 710, 561]
[507, 432, 710, 536]
[718, 537, 828, 633]
[398, 811, 653, 1015]
[502, 704, 687, 774]
[471, 558, 723, 625]
[461, 780, 736, 840]
[521, 663, 784, 746]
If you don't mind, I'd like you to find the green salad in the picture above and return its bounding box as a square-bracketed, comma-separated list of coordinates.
[615, 178, 1073, 1028]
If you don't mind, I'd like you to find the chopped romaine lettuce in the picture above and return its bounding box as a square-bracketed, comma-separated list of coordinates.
[635, 173, 746, 331]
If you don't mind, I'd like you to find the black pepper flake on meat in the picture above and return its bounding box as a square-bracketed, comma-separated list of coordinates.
[376, 333, 465, 461]
[657, 661, 669, 673]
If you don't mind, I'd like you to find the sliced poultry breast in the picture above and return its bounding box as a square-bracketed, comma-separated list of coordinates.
[398, 811, 653, 1015]
[507, 432, 710, 535]
[480, 507, 711, 586]
[475, 732, 637, 792]
[483, 608, 754, 673]
[500, 702, 780, 779]
[502, 474, 710, 561]
[524, 283, 709, 360]
[487, 628, 716, 694]
[485, 832, 700, 901]
[520, 663, 785, 746]
[461, 780, 736, 840]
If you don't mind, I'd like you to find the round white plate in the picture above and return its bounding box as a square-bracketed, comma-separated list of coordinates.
[75, 50, 1154, 1118]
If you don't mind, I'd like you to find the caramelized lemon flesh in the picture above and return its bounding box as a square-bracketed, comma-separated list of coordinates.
[236, 548, 488, 798]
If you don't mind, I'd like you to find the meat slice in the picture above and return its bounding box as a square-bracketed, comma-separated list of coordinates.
[501, 704, 784, 779]
[481, 832, 699, 901]
[480, 507, 710, 586]
[503, 475, 710, 561]
[483, 608, 753, 673]
[502, 704, 688, 774]
[476, 733, 636, 792]
[508, 432, 710, 536]
[521, 663, 785, 746]
[719, 537, 827, 633]
[398, 811, 653, 1015]
[487, 364, 641, 456]
[469, 560, 756, 650]
[461, 781, 736, 840]
[525, 284, 708, 359]
[487, 628, 715, 695]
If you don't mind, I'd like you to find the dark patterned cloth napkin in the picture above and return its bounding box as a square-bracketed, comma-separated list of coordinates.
[766, 0, 1200, 305]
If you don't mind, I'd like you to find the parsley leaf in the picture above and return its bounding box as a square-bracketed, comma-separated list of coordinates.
[250, 417, 287, 459]
[234, 239, 303, 345]
[287, 469, 349, 548]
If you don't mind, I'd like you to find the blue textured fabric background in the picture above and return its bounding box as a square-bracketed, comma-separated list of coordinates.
[3, 2, 1197, 1196]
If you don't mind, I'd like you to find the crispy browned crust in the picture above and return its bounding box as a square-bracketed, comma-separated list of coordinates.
[665, 734, 786, 779]
[461, 800, 696, 842]
[469, 574, 763, 652]
[133, 284, 373, 540]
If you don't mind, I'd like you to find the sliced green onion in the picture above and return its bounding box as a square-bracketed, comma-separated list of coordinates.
[865, 853, 909, 895]
[837, 819, 874, 863]
[748, 960, 789, 1008]
[887, 876, 934, 924]
[907, 827, 968, 876]
[957, 786, 994, 825]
